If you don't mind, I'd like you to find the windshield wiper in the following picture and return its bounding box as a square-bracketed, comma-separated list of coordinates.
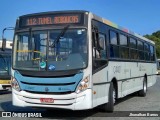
[51, 25, 70, 48]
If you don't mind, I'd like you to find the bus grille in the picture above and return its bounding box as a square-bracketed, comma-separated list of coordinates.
[24, 90, 74, 95]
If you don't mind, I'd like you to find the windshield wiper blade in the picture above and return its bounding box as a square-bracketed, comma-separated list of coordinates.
[51, 25, 70, 48]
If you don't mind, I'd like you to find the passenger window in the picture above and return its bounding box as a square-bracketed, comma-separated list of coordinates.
[110, 31, 118, 45]
[119, 34, 129, 59]
[144, 43, 150, 52]
[119, 34, 128, 46]
[137, 40, 143, 50]
[130, 38, 137, 48]
[137, 40, 144, 60]
[144, 43, 150, 61]
[150, 45, 154, 53]
[109, 30, 119, 58]
[98, 33, 106, 59]
[99, 34, 106, 50]
[150, 45, 155, 61]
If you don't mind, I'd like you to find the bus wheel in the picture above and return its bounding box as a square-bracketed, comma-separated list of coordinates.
[138, 77, 147, 97]
[101, 82, 115, 112]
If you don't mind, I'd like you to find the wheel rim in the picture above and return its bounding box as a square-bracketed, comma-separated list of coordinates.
[144, 80, 147, 93]
[113, 88, 116, 104]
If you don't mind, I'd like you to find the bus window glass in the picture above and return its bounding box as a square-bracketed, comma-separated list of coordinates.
[137, 40, 143, 50]
[150, 45, 155, 61]
[144, 43, 150, 52]
[17, 33, 29, 61]
[119, 34, 128, 46]
[144, 43, 150, 61]
[119, 34, 129, 59]
[129, 38, 136, 48]
[120, 47, 129, 59]
[150, 45, 154, 53]
[138, 51, 144, 60]
[14, 29, 88, 71]
[99, 34, 106, 50]
[109, 30, 119, 58]
[110, 45, 119, 58]
[145, 52, 150, 61]
[110, 31, 118, 45]
[33, 32, 47, 61]
[98, 33, 106, 59]
[137, 40, 144, 60]
[48, 29, 87, 70]
[130, 49, 138, 59]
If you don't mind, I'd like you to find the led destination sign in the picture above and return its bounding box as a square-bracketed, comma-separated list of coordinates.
[19, 14, 83, 27]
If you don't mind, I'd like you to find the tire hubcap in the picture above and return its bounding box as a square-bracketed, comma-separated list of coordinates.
[113, 89, 116, 104]
[144, 80, 147, 93]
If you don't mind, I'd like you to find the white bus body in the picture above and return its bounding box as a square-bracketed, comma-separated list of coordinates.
[11, 11, 157, 112]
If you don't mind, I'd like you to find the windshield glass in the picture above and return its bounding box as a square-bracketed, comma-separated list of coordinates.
[13, 28, 88, 71]
[0, 54, 11, 78]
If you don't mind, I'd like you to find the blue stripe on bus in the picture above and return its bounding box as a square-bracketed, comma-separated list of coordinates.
[14, 71, 83, 92]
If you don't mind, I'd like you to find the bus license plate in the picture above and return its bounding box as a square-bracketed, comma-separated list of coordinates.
[40, 98, 54, 103]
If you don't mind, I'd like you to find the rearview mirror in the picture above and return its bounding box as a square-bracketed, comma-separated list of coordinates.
[1, 27, 14, 51]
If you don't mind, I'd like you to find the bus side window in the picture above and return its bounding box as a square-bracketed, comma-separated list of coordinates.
[92, 26, 107, 72]
[92, 33, 106, 59]
[98, 33, 106, 59]
[109, 30, 119, 58]
[150, 45, 155, 61]
[119, 34, 129, 59]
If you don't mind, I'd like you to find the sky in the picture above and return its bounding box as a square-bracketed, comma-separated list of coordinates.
[0, 0, 160, 40]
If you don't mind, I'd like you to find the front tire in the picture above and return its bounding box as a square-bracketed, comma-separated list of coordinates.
[101, 82, 116, 112]
[138, 77, 147, 97]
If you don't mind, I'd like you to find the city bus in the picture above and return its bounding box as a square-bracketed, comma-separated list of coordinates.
[0, 40, 12, 90]
[11, 10, 157, 112]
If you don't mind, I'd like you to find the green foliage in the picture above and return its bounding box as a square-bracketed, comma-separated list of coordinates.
[144, 31, 160, 58]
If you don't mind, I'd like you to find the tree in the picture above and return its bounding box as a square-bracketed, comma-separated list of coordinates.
[144, 31, 160, 59]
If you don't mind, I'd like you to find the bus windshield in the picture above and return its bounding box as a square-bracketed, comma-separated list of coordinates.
[0, 54, 11, 79]
[13, 28, 88, 71]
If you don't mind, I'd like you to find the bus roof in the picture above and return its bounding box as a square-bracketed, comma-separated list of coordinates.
[19, 10, 88, 18]
[91, 12, 155, 44]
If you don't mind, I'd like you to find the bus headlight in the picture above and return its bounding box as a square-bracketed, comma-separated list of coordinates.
[76, 76, 90, 93]
[11, 77, 21, 91]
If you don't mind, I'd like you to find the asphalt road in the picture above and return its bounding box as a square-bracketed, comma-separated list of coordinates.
[0, 76, 160, 120]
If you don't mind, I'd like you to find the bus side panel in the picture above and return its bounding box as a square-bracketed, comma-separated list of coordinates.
[124, 62, 143, 96]
[120, 62, 137, 97]
[108, 61, 128, 98]
[92, 67, 109, 108]
[147, 63, 157, 87]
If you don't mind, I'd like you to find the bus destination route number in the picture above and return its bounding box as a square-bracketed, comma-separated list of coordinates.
[25, 15, 80, 26]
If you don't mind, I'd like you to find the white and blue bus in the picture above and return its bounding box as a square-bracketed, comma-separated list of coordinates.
[0, 40, 12, 90]
[11, 10, 157, 112]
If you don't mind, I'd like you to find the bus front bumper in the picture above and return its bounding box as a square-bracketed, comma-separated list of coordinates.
[12, 89, 92, 110]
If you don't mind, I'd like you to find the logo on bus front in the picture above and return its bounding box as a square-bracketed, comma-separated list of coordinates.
[48, 65, 55, 70]
[40, 62, 46, 69]
[45, 87, 49, 92]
